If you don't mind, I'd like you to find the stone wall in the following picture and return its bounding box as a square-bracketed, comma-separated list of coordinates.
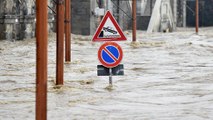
[0, 0, 35, 40]
[0, 0, 54, 40]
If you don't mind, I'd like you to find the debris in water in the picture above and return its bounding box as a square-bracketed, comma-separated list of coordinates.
[129, 41, 165, 48]
[105, 84, 114, 91]
[79, 79, 94, 85]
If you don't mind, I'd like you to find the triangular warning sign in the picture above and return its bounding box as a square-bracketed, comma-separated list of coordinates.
[92, 11, 127, 42]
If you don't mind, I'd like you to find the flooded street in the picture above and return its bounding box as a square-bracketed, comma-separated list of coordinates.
[1, 28, 213, 119]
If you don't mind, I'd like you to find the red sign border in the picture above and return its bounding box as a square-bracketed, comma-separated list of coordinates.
[98, 42, 123, 68]
[92, 11, 127, 42]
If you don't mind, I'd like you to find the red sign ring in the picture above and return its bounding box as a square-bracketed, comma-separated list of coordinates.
[98, 42, 123, 68]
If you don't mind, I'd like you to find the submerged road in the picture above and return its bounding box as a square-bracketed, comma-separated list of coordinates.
[0, 28, 213, 119]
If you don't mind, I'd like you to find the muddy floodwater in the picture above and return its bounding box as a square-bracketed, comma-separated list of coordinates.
[1, 28, 213, 120]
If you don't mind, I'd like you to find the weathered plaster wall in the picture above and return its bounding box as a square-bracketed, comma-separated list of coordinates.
[71, 0, 91, 35]
[0, 0, 54, 40]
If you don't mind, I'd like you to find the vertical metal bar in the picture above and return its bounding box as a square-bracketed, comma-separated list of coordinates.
[132, 0, 137, 42]
[56, 0, 65, 85]
[65, 0, 71, 62]
[109, 68, 112, 85]
[195, 0, 199, 34]
[36, 0, 48, 119]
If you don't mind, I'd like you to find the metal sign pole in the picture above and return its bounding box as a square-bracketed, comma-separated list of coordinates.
[109, 68, 112, 85]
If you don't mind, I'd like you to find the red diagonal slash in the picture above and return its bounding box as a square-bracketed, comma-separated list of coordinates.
[103, 46, 118, 63]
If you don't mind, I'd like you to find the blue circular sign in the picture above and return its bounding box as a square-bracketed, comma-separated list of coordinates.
[98, 42, 123, 68]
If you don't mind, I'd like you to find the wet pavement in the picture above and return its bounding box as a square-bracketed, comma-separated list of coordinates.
[1, 28, 213, 119]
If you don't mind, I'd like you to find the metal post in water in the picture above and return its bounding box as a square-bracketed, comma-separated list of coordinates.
[36, 0, 48, 119]
[65, 0, 71, 62]
[56, 0, 65, 85]
[195, 0, 199, 34]
[109, 68, 112, 85]
[132, 0, 137, 42]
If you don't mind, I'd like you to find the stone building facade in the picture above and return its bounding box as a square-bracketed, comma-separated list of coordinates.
[0, 0, 213, 40]
[0, 0, 54, 40]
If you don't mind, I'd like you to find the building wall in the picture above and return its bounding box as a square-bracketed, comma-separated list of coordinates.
[1, 0, 213, 40]
[177, 0, 213, 27]
[136, 0, 154, 30]
[0, 0, 35, 40]
[186, 0, 213, 27]
[0, 0, 54, 40]
[71, 0, 91, 35]
[117, 0, 132, 30]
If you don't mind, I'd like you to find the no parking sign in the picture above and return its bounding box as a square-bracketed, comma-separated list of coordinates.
[98, 42, 123, 68]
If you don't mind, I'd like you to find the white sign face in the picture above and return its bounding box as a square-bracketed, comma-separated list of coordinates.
[99, 18, 121, 38]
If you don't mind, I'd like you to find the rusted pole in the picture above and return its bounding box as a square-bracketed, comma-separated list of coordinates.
[195, 0, 199, 34]
[56, 0, 65, 85]
[65, 0, 71, 62]
[132, 0, 137, 42]
[36, 0, 48, 119]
